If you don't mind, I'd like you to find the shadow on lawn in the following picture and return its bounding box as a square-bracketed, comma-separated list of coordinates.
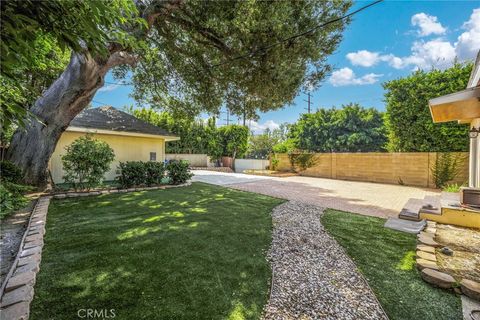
[30, 183, 281, 320]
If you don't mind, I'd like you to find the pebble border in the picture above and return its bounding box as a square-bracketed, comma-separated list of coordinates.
[0, 182, 191, 319]
[416, 221, 480, 302]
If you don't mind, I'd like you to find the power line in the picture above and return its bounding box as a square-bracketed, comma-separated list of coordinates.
[104, 81, 132, 86]
[211, 0, 384, 68]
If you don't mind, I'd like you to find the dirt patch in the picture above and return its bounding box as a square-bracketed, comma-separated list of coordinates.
[0, 200, 35, 287]
[435, 224, 480, 282]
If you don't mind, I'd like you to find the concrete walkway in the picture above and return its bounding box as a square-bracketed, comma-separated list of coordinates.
[192, 170, 439, 218]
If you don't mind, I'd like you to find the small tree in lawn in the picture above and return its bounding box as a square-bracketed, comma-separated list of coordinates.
[218, 125, 249, 169]
[61, 135, 115, 190]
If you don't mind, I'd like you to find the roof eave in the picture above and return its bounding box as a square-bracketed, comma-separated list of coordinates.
[66, 126, 180, 141]
[428, 87, 480, 123]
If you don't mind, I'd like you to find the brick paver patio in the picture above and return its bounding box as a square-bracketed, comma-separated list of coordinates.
[192, 170, 440, 218]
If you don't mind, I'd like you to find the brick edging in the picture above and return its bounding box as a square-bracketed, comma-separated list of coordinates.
[416, 221, 480, 301]
[0, 196, 51, 319]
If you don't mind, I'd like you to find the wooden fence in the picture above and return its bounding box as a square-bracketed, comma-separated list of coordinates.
[274, 152, 469, 188]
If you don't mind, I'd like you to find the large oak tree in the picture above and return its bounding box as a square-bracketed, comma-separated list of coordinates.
[2, 0, 352, 187]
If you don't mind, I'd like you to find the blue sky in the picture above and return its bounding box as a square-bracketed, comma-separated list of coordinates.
[94, 1, 480, 133]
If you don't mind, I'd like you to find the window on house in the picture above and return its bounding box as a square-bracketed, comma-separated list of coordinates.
[150, 152, 156, 161]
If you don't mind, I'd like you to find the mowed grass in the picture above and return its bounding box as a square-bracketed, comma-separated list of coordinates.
[30, 182, 284, 320]
[321, 209, 462, 320]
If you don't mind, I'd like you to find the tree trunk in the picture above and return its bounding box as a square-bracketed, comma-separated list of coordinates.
[6, 50, 135, 188]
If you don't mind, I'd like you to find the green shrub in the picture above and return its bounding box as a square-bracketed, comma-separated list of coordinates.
[288, 152, 317, 172]
[0, 182, 33, 219]
[116, 161, 165, 188]
[1, 160, 23, 183]
[442, 183, 462, 193]
[166, 160, 193, 185]
[431, 153, 462, 188]
[61, 134, 115, 190]
[270, 154, 279, 171]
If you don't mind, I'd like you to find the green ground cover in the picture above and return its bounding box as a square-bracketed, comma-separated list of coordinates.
[30, 182, 283, 320]
[321, 209, 462, 320]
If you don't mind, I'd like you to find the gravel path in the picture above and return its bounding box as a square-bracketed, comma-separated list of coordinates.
[263, 201, 388, 320]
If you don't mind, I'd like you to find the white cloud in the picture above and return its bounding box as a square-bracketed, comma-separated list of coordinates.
[347, 8, 480, 71]
[455, 8, 480, 60]
[98, 83, 120, 92]
[392, 39, 456, 70]
[346, 50, 381, 67]
[329, 67, 382, 87]
[249, 120, 280, 134]
[411, 13, 446, 36]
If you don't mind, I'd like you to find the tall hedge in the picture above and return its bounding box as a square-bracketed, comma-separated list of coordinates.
[384, 63, 472, 152]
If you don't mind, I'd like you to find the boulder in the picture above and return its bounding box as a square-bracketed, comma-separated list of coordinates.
[421, 268, 456, 288]
[461, 279, 480, 301]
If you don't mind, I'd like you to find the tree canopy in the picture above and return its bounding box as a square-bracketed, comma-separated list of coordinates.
[384, 62, 471, 152]
[289, 104, 387, 152]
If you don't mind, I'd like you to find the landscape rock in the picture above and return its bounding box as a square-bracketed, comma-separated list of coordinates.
[0, 285, 33, 308]
[421, 268, 456, 288]
[417, 235, 440, 247]
[416, 258, 439, 270]
[461, 279, 480, 301]
[419, 231, 435, 238]
[417, 245, 435, 253]
[440, 246, 454, 256]
[416, 250, 437, 262]
[5, 272, 36, 292]
[0, 301, 30, 320]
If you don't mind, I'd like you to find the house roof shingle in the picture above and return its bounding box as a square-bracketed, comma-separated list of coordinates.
[70, 106, 177, 137]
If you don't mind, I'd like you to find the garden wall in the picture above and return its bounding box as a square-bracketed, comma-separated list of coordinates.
[234, 159, 269, 173]
[166, 154, 212, 167]
[274, 152, 469, 188]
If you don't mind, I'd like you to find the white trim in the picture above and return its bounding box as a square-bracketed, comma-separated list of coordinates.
[66, 126, 180, 141]
[429, 86, 480, 106]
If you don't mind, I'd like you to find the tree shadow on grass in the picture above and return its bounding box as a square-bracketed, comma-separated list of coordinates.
[30, 183, 283, 320]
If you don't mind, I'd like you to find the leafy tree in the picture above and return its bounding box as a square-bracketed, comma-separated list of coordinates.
[290, 103, 387, 152]
[384, 63, 471, 152]
[4, 0, 352, 186]
[218, 125, 250, 163]
[129, 107, 217, 154]
[247, 125, 290, 158]
[61, 135, 115, 190]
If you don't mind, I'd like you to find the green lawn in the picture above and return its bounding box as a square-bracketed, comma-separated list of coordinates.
[321, 209, 462, 320]
[30, 182, 284, 320]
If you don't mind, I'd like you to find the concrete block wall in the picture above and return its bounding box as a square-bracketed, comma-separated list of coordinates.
[274, 152, 469, 188]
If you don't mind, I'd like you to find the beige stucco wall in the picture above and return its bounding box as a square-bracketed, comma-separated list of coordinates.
[49, 131, 166, 184]
[274, 152, 469, 188]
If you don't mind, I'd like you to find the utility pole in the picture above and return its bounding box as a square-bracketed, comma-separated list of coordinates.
[223, 109, 230, 125]
[303, 92, 312, 114]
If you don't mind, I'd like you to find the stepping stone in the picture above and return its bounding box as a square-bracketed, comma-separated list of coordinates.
[0, 301, 29, 320]
[384, 218, 426, 234]
[461, 279, 480, 301]
[416, 259, 439, 270]
[0, 285, 33, 308]
[421, 268, 456, 288]
[425, 227, 436, 233]
[417, 250, 437, 262]
[419, 231, 435, 238]
[417, 235, 441, 247]
[417, 245, 436, 253]
[427, 221, 437, 228]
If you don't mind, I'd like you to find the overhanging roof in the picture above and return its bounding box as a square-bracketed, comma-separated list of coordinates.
[69, 106, 180, 140]
[429, 86, 480, 123]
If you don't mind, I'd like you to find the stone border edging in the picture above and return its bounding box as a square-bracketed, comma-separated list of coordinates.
[0, 181, 192, 319]
[416, 221, 480, 302]
[0, 196, 51, 319]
